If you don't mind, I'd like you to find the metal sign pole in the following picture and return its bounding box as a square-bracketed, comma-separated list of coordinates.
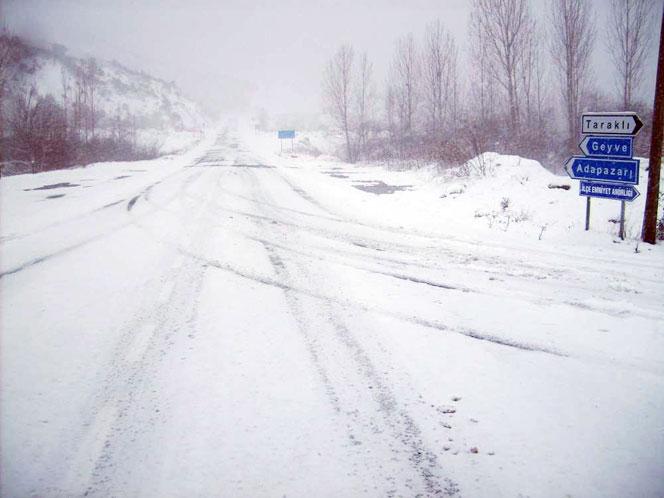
[619, 201, 626, 240]
[585, 197, 591, 231]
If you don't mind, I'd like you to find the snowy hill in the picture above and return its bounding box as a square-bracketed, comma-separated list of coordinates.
[8, 40, 207, 153]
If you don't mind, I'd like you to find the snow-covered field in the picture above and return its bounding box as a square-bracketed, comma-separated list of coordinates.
[1, 123, 663, 497]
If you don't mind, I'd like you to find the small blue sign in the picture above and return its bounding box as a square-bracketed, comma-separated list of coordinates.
[565, 157, 639, 185]
[579, 181, 640, 202]
[579, 136, 633, 159]
[278, 130, 295, 139]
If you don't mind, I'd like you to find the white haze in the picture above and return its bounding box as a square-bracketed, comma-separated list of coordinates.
[3, 0, 662, 119]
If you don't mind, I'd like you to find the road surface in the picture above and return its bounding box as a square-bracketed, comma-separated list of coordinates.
[2, 129, 663, 497]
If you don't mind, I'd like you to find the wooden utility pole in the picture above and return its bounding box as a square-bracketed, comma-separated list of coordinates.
[642, 6, 664, 244]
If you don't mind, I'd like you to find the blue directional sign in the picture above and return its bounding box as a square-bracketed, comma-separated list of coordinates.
[579, 181, 640, 202]
[579, 136, 633, 159]
[278, 130, 295, 139]
[565, 156, 640, 185]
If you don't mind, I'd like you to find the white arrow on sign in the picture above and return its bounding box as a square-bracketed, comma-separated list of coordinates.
[581, 112, 643, 136]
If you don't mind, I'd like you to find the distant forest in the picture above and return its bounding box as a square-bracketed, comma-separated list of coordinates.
[321, 0, 657, 174]
[0, 33, 158, 176]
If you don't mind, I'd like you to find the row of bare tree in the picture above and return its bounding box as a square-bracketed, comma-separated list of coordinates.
[323, 0, 658, 169]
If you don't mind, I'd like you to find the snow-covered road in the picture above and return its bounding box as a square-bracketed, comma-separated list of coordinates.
[2, 129, 663, 497]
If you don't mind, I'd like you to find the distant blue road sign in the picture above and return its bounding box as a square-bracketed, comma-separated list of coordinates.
[278, 130, 295, 139]
[565, 156, 640, 185]
[579, 136, 633, 159]
[579, 181, 640, 202]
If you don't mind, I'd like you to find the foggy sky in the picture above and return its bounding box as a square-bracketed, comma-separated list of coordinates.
[3, 0, 662, 120]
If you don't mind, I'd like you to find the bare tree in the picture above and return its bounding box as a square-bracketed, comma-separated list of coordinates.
[423, 20, 445, 136]
[607, 0, 655, 109]
[521, 27, 536, 127]
[10, 84, 38, 162]
[443, 42, 459, 130]
[60, 66, 70, 136]
[390, 33, 420, 135]
[73, 64, 86, 141]
[533, 37, 548, 129]
[550, 0, 595, 148]
[470, 0, 534, 132]
[385, 82, 398, 141]
[422, 20, 457, 137]
[355, 52, 374, 159]
[323, 44, 355, 162]
[84, 58, 100, 140]
[468, 9, 497, 123]
[0, 30, 22, 144]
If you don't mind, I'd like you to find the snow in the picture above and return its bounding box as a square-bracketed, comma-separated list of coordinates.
[1, 123, 663, 497]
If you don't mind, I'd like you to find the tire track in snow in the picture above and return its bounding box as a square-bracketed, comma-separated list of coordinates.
[247, 167, 460, 495]
[180, 182, 663, 323]
[124, 163, 566, 357]
[0, 170, 202, 279]
[55, 171, 213, 496]
[135, 196, 566, 357]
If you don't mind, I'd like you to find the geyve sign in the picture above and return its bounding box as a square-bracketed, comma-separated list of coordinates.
[578, 136, 633, 159]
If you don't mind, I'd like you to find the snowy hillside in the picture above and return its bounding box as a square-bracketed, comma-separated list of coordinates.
[10, 41, 207, 153]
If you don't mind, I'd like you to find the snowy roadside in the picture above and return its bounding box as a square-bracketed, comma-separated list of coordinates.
[246, 128, 663, 257]
[137, 128, 207, 156]
[0, 128, 217, 274]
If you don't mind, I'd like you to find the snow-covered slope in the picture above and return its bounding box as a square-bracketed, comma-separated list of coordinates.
[31, 56, 204, 131]
[10, 41, 207, 153]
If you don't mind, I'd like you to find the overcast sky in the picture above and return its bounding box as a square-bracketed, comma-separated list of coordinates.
[3, 0, 662, 119]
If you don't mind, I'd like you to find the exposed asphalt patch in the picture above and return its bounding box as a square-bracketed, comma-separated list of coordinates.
[45, 194, 66, 199]
[25, 182, 80, 191]
[327, 173, 349, 178]
[353, 181, 412, 195]
[127, 195, 140, 211]
[114, 175, 131, 180]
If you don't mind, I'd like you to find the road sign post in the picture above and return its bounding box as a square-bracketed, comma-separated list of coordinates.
[564, 111, 642, 238]
[278, 130, 295, 154]
[642, 6, 664, 244]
